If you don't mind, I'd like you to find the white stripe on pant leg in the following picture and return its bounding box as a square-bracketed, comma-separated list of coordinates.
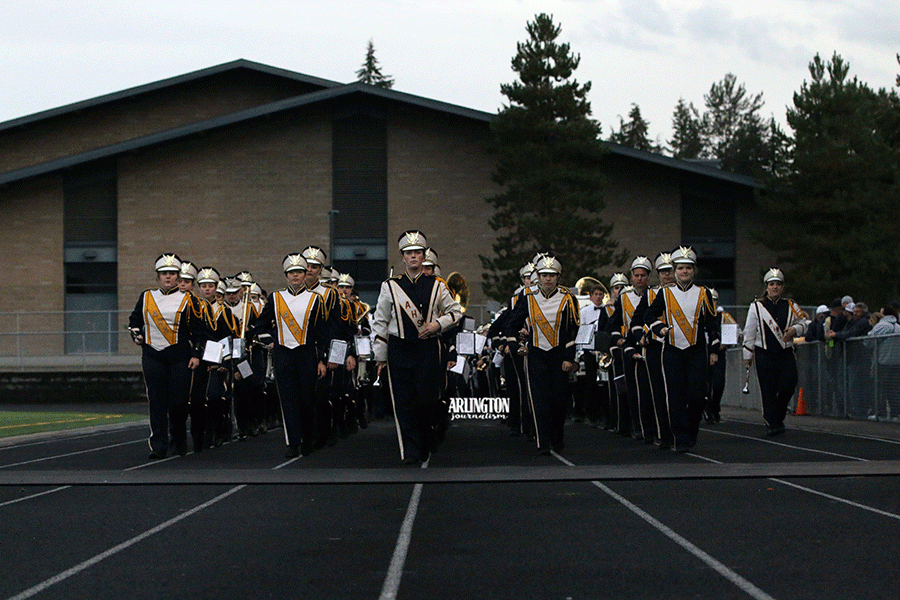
[385, 363, 406, 461]
[523, 355, 542, 448]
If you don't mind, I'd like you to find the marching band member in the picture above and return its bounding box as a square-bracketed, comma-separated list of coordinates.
[303, 246, 356, 445]
[196, 267, 233, 448]
[642, 252, 675, 449]
[502, 262, 537, 437]
[605, 273, 629, 433]
[372, 230, 462, 464]
[248, 254, 328, 457]
[742, 269, 809, 436]
[608, 257, 655, 441]
[705, 289, 738, 424]
[128, 254, 205, 459]
[644, 247, 720, 452]
[232, 271, 268, 439]
[175, 260, 212, 453]
[577, 283, 608, 427]
[422, 248, 456, 451]
[504, 255, 579, 454]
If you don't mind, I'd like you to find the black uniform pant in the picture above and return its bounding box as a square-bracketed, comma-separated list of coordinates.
[646, 343, 672, 445]
[755, 347, 797, 429]
[141, 343, 192, 454]
[189, 365, 210, 446]
[509, 352, 533, 437]
[386, 335, 442, 462]
[662, 344, 709, 448]
[206, 363, 232, 445]
[272, 344, 318, 449]
[234, 346, 266, 436]
[610, 348, 629, 433]
[502, 353, 522, 432]
[707, 352, 727, 418]
[525, 346, 569, 450]
[624, 352, 655, 440]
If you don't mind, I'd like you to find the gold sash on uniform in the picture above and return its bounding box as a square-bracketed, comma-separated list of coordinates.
[664, 287, 704, 345]
[621, 293, 635, 336]
[144, 290, 185, 346]
[274, 292, 310, 345]
[528, 293, 558, 347]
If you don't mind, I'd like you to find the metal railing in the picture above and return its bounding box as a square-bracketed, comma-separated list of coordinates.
[722, 334, 900, 422]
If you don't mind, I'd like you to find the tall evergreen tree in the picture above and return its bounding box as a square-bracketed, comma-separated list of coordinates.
[701, 73, 769, 176]
[669, 98, 704, 159]
[356, 39, 394, 88]
[480, 13, 625, 301]
[756, 53, 900, 305]
[608, 104, 660, 152]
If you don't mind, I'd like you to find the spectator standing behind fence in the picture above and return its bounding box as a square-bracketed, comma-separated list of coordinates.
[742, 269, 809, 436]
[826, 302, 872, 417]
[821, 299, 849, 413]
[865, 305, 900, 421]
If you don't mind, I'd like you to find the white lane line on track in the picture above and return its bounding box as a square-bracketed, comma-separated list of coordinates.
[379, 458, 429, 600]
[690, 453, 900, 521]
[3, 455, 300, 600]
[0, 439, 145, 469]
[553, 451, 778, 600]
[702, 428, 870, 461]
[0, 486, 71, 508]
[0, 426, 146, 451]
[720, 418, 900, 445]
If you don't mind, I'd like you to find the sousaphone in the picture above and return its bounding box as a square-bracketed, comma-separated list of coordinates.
[446, 272, 469, 313]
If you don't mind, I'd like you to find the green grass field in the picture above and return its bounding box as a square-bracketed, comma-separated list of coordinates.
[0, 411, 145, 438]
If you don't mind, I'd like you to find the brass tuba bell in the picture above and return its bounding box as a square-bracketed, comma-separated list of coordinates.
[446, 272, 469, 313]
[575, 276, 610, 305]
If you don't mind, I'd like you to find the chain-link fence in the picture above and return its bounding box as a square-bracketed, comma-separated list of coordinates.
[722, 334, 900, 422]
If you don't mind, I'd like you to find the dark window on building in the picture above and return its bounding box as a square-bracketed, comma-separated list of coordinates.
[681, 182, 736, 306]
[332, 111, 388, 302]
[64, 165, 118, 354]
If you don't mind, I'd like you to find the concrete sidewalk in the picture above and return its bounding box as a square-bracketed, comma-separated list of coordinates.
[721, 405, 900, 442]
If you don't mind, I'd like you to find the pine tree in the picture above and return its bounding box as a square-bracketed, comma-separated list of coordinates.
[356, 40, 394, 88]
[701, 73, 769, 176]
[480, 14, 625, 301]
[755, 53, 900, 305]
[669, 98, 704, 159]
[608, 104, 661, 152]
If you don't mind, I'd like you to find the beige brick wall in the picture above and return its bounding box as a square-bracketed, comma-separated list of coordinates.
[0, 176, 65, 353]
[735, 190, 781, 305]
[118, 105, 333, 311]
[0, 70, 317, 174]
[387, 108, 499, 306]
[600, 156, 683, 281]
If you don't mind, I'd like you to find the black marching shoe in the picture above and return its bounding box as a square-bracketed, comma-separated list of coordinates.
[285, 445, 300, 458]
[766, 424, 786, 437]
[148, 449, 167, 460]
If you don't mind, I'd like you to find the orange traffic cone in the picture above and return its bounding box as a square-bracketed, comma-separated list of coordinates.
[795, 388, 807, 416]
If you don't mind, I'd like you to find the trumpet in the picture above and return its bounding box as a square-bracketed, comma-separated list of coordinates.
[598, 352, 613, 371]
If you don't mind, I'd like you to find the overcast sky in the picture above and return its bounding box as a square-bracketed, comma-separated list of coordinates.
[1, 1, 897, 147]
